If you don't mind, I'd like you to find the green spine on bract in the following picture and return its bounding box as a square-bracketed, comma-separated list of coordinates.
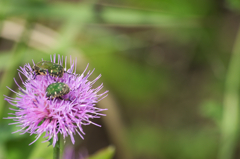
[32, 61, 64, 78]
[46, 82, 70, 99]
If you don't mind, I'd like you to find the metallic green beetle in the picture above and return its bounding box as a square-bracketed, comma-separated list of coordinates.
[46, 82, 70, 99]
[32, 61, 64, 78]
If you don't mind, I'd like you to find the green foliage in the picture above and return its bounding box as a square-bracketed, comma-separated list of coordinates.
[86, 53, 170, 104]
[227, 0, 240, 11]
[89, 146, 115, 159]
[128, 122, 218, 159]
[200, 100, 223, 127]
[28, 136, 53, 159]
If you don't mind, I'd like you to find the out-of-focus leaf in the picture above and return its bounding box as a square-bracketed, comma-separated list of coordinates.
[0, 123, 14, 143]
[115, 0, 214, 15]
[200, 100, 222, 127]
[50, 19, 83, 54]
[0, 2, 201, 27]
[89, 146, 115, 159]
[226, 0, 240, 11]
[6, 135, 34, 159]
[84, 53, 170, 105]
[102, 7, 200, 27]
[0, 2, 94, 22]
[0, 50, 26, 119]
[0, 143, 6, 159]
[128, 123, 218, 159]
[27, 136, 52, 159]
[0, 52, 12, 70]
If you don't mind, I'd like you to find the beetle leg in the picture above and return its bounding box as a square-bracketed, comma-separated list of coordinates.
[64, 71, 73, 76]
[58, 96, 71, 102]
[65, 98, 72, 102]
[33, 72, 37, 80]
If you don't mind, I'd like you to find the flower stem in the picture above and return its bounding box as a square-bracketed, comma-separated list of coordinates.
[53, 133, 60, 159]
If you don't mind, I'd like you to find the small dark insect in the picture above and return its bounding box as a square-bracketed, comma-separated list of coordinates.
[32, 61, 64, 78]
[46, 82, 70, 99]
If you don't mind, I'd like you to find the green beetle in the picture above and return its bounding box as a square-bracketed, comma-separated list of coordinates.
[32, 61, 64, 78]
[46, 82, 70, 99]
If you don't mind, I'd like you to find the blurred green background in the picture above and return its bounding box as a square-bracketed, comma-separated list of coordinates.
[1, 0, 240, 159]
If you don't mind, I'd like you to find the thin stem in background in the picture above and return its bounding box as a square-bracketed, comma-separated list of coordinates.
[218, 25, 240, 159]
[53, 133, 61, 159]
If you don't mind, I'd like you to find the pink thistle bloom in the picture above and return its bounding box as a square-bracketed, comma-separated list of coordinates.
[4, 55, 108, 147]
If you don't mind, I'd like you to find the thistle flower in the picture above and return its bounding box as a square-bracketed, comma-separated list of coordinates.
[4, 55, 108, 147]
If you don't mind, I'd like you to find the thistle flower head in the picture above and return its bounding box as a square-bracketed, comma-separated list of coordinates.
[4, 55, 108, 147]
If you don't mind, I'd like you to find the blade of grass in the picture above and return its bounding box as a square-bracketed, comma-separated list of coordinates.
[218, 25, 240, 159]
[88, 146, 115, 159]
